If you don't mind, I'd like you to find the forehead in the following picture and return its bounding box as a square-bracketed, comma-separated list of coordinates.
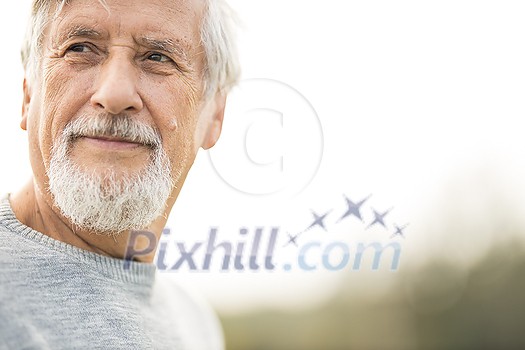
[47, 0, 205, 48]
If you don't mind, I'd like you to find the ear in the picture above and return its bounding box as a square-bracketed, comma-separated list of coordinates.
[201, 92, 227, 150]
[21, 77, 31, 131]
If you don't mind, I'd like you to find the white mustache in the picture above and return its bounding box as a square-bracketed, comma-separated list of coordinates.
[62, 114, 162, 149]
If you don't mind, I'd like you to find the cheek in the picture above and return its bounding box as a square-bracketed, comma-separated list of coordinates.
[144, 74, 200, 123]
[142, 76, 202, 160]
[39, 60, 93, 160]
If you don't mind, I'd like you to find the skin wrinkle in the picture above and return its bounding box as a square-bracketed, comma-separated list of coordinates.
[53, 27, 198, 74]
[25, 0, 242, 98]
[47, 2, 202, 72]
[47, 10, 203, 106]
[35, 1, 208, 87]
[40, 60, 66, 170]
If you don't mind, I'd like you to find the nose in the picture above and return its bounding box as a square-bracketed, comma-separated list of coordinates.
[90, 54, 143, 114]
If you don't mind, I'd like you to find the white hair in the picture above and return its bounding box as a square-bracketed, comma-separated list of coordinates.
[21, 0, 240, 97]
[48, 114, 175, 235]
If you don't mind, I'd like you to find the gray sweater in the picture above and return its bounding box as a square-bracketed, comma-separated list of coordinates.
[0, 196, 223, 350]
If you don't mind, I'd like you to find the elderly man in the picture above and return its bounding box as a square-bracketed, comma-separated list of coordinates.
[0, 0, 239, 348]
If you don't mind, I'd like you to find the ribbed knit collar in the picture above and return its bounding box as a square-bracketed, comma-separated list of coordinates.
[0, 195, 157, 286]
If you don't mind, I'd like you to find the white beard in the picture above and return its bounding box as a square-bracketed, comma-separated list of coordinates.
[47, 114, 174, 235]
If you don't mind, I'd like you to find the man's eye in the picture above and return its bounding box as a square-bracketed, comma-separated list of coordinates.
[67, 44, 91, 53]
[147, 53, 170, 62]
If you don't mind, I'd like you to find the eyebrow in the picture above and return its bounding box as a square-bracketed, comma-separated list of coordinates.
[138, 37, 190, 62]
[64, 25, 103, 41]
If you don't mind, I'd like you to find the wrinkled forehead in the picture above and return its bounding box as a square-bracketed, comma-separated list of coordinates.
[45, 0, 205, 50]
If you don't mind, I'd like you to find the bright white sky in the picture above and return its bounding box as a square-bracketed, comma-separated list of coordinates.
[1, 1, 525, 314]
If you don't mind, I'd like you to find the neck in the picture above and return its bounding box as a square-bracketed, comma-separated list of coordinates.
[9, 180, 174, 263]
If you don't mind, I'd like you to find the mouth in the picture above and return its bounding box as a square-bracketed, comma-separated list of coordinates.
[78, 135, 146, 151]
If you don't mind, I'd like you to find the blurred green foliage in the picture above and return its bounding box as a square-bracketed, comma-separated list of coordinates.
[220, 240, 525, 350]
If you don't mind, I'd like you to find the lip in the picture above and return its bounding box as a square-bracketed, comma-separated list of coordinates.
[81, 136, 143, 151]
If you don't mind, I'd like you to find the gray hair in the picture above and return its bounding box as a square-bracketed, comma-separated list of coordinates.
[21, 0, 240, 97]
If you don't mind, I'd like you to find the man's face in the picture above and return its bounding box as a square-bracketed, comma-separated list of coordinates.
[22, 0, 223, 233]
